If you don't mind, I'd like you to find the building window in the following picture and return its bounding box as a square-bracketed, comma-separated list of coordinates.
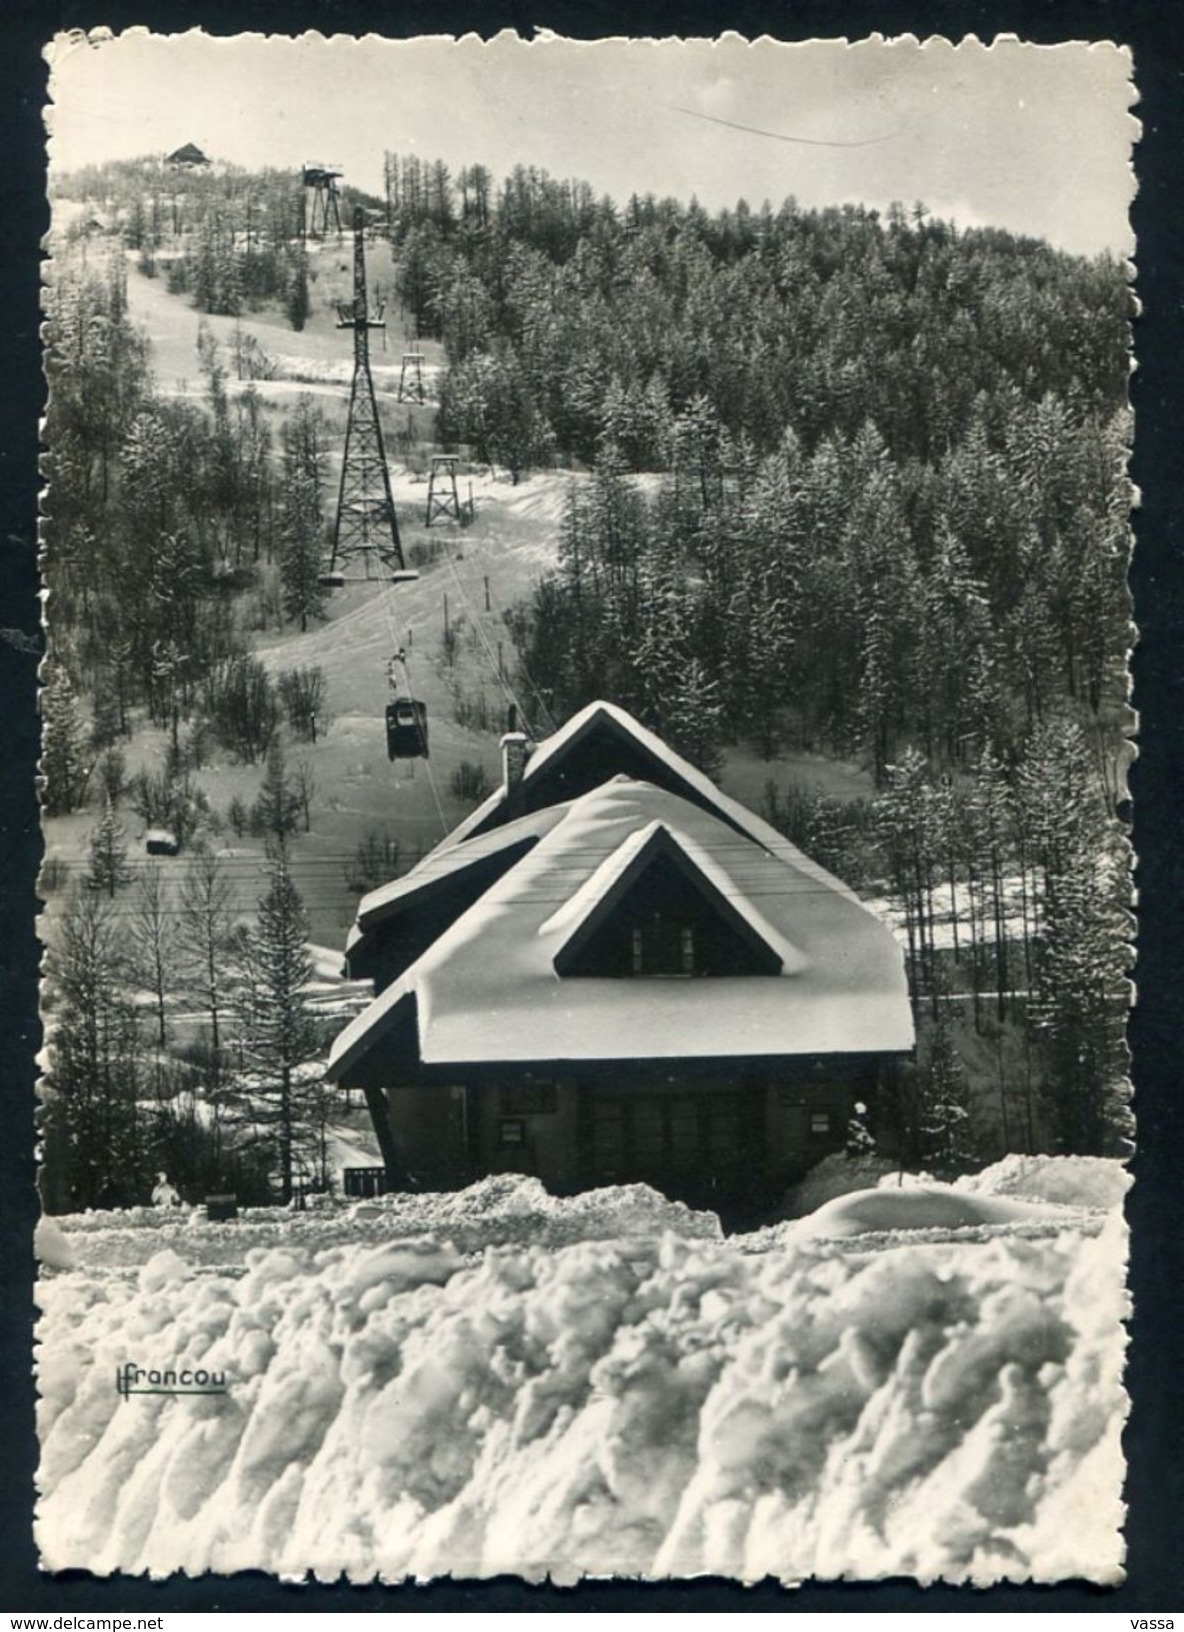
[588, 1090, 749, 1180]
[810, 1111, 832, 1136]
[630, 914, 697, 976]
[499, 1119, 526, 1146]
[500, 1081, 557, 1115]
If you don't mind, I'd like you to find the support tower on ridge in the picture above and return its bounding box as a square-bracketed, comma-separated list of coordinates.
[324, 207, 409, 582]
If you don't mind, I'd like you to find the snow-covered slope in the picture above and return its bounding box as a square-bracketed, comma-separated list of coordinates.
[36, 1166, 1126, 1585]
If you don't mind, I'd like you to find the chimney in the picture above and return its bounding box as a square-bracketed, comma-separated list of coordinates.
[501, 730, 529, 812]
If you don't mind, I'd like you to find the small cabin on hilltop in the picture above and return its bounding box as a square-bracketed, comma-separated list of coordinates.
[166, 142, 210, 169]
[327, 702, 913, 1214]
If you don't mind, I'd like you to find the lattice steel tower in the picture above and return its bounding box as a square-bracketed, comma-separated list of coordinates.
[302, 163, 343, 239]
[425, 454, 462, 526]
[397, 346, 427, 403]
[324, 208, 409, 583]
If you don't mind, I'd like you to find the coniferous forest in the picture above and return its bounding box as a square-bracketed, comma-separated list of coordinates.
[40, 152, 1133, 1207]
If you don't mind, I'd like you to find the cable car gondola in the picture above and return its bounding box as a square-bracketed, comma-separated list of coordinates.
[386, 695, 429, 760]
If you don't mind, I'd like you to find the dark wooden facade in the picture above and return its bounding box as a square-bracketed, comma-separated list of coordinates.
[360, 1057, 885, 1217]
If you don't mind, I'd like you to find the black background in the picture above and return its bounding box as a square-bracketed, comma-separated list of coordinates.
[3, 0, 1179, 1611]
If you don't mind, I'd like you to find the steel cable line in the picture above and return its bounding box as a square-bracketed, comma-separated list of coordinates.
[39, 879, 909, 916]
[375, 577, 450, 841]
[668, 104, 906, 149]
[432, 516, 538, 738]
[475, 560, 559, 736]
[40, 838, 891, 870]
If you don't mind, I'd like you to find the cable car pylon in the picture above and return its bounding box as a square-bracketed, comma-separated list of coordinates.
[397, 345, 427, 403]
[321, 206, 417, 589]
[301, 162, 343, 240]
[425, 454, 462, 526]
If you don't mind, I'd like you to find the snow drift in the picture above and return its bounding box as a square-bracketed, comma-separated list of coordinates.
[36, 1168, 1127, 1585]
[46, 1175, 722, 1271]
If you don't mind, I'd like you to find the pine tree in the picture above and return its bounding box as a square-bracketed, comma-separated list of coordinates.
[917, 998, 976, 1174]
[130, 866, 177, 1048]
[292, 758, 317, 833]
[281, 394, 327, 504]
[1020, 717, 1129, 1154]
[87, 795, 132, 897]
[227, 795, 250, 838]
[89, 675, 123, 753]
[279, 472, 327, 632]
[41, 661, 91, 817]
[672, 393, 725, 507]
[95, 745, 126, 808]
[251, 741, 302, 846]
[661, 656, 726, 781]
[286, 249, 311, 332]
[203, 654, 279, 764]
[237, 851, 320, 1203]
[42, 885, 146, 1208]
[177, 851, 235, 1073]
[874, 749, 936, 1002]
[845, 1100, 876, 1159]
[969, 746, 1015, 1021]
[483, 346, 553, 485]
[857, 606, 892, 783]
[1033, 849, 1129, 1155]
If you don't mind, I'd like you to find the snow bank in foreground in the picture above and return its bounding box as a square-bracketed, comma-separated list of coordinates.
[779, 1152, 1129, 1223]
[50, 1176, 721, 1271]
[779, 1153, 900, 1218]
[784, 1184, 1079, 1242]
[37, 1191, 1126, 1584]
[958, 1154, 1130, 1212]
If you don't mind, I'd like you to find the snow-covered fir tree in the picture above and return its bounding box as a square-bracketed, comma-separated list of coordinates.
[285, 248, 311, 332]
[279, 471, 326, 633]
[129, 866, 177, 1048]
[177, 850, 235, 1073]
[251, 740, 302, 845]
[918, 997, 977, 1174]
[1021, 717, 1129, 1154]
[235, 848, 320, 1203]
[845, 1100, 876, 1159]
[42, 885, 145, 1208]
[86, 795, 132, 897]
[41, 661, 91, 817]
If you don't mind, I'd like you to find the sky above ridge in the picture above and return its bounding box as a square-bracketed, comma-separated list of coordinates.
[46, 30, 1137, 258]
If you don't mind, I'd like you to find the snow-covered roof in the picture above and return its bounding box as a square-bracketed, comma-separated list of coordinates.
[440, 699, 866, 900]
[350, 803, 568, 945]
[329, 776, 912, 1081]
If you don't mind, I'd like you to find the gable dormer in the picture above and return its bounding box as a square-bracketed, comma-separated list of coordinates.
[544, 822, 803, 979]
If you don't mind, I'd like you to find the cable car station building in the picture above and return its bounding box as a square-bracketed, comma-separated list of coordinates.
[327, 703, 913, 1213]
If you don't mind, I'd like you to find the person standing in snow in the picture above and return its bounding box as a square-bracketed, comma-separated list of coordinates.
[151, 1172, 181, 1208]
